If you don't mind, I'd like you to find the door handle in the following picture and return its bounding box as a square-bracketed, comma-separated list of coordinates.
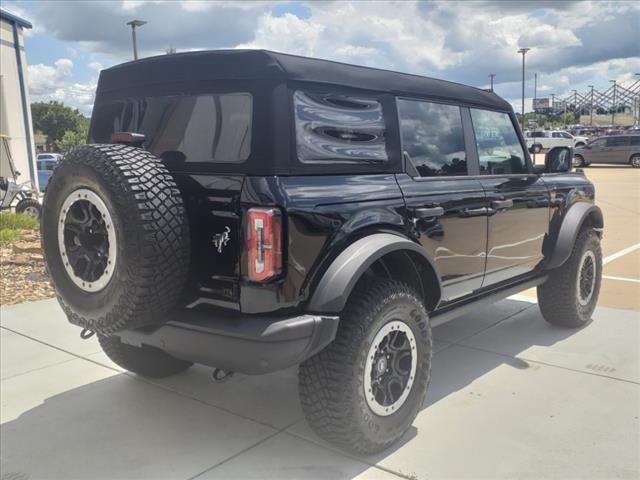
[459, 207, 493, 217]
[414, 207, 444, 218]
[491, 199, 514, 210]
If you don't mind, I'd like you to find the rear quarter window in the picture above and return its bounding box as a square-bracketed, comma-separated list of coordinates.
[90, 93, 252, 164]
[294, 91, 387, 163]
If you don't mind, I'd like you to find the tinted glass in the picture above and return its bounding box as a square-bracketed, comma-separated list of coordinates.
[91, 94, 252, 163]
[561, 132, 573, 139]
[607, 136, 630, 147]
[397, 99, 466, 177]
[470, 109, 527, 175]
[294, 91, 387, 163]
[38, 154, 54, 160]
[630, 136, 640, 146]
[589, 138, 606, 148]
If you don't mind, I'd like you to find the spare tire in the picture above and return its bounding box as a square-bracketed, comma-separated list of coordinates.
[41, 144, 190, 334]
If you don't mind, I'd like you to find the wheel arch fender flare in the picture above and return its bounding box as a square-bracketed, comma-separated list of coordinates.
[307, 233, 442, 313]
[546, 203, 603, 270]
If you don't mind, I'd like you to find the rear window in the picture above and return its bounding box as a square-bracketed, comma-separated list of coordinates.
[90, 93, 252, 164]
[294, 91, 387, 163]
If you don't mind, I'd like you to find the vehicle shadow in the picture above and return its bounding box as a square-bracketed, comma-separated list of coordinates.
[0, 298, 586, 479]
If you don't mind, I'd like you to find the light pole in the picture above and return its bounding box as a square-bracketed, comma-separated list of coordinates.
[571, 89, 577, 125]
[588, 85, 594, 126]
[551, 93, 555, 118]
[489, 73, 496, 92]
[127, 19, 147, 61]
[609, 79, 617, 126]
[517, 48, 530, 130]
[635, 74, 640, 126]
[534, 72, 537, 103]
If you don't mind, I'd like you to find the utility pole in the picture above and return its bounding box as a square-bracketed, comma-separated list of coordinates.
[517, 48, 530, 130]
[610, 79, 617, 126]
[126, 19, 147, 61]
[571, 89, 577, 125]
[489, 73, 496, 92]
[534, 72, 537, 102]
[588, 85, 594, 126]
[563, 97, 567, 129]
[551, 93, 555, 118]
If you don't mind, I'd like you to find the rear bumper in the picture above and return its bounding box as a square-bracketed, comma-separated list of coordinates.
[117, 310, 340, 375]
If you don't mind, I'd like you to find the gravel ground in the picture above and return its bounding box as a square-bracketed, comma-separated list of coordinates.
[0, 230, 55, 305]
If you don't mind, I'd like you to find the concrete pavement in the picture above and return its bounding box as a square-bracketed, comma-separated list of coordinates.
[1, 298, 638, 479]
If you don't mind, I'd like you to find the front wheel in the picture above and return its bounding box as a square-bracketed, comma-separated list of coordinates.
[538, 227, 602, 328]
[532, 144, 543, 154]
[299, 280, 432, 455]
[573, 154, 585, 168]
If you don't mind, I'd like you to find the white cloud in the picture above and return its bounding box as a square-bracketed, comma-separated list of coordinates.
[88, 61, 104, 71]
[27, 58, 96, 115]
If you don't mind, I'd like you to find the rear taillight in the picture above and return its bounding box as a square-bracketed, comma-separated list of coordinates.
[247, 208, 282, 281]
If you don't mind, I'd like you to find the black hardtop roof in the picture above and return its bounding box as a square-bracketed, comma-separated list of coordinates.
[98, 49, 511, 110]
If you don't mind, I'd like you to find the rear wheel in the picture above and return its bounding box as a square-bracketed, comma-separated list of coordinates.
[538, 227, 602, 328]
[299, 280, 432, 455]
[15, 198, 42, 219]
[99, 335, 192, 378]
[630, 154, 640, 168]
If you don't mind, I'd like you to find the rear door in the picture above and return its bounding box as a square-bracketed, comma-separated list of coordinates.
[396, 98, 488, 301]
[468, 108, 550, 286]
[90, 92, 253, 307]
[606, 136, 631, 163]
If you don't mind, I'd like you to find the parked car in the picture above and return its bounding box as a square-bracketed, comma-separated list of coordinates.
[525, 130, 589, 153]
[37, 153, 62, 191]
[573, 134, 640, 167]
[41, 50, 603, 455]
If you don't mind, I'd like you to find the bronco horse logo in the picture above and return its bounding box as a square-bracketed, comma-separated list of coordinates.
[212, 226, 231, 253]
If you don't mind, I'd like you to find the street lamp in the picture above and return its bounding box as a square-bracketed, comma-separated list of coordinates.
[489, 73, 496, 92]
[551, 93, 555, 117]
[126, 19, 147, 61]
[517, 48, 531, 130]
[588, 85, 594, 126]
[609, 79, 617, 126]
[571, 89, 577, 125]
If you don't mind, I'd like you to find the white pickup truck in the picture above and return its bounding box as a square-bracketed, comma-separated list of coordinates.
[524, 130, 589, 153]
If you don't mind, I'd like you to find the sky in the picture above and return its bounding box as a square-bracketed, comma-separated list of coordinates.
[4, 0, 639, 116]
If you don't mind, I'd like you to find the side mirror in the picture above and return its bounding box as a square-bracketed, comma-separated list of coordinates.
[544, 146, 572, 173]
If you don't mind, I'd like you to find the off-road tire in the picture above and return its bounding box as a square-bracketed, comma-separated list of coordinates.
[299, 280, 432, 455]
[15, 198, 42, 219]
[99, 335, 192, 378]
[41, 144, 190, 334]
[630, 154, 640, 168]
[538, 227, 602, 328]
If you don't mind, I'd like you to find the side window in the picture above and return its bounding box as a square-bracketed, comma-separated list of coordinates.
[294, 91, 387, 163]
[470, 109, 527, 175]
[561, 132, 573, 139]
[552, 132, 561, 138]
[630, 136, 640, 146]
[397, 99, 467, 177]
[607, 136, 630, 147]
[91, 94, 252, 163]
[589, 138, 606, 148]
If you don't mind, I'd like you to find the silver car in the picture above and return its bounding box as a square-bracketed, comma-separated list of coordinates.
[573, 135, 640, 167]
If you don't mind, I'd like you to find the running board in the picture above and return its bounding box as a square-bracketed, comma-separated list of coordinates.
[430, 276, 546, 327]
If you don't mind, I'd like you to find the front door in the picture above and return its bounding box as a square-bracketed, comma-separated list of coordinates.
[396, 98, 488, 301]
[468, 108, 550, 286]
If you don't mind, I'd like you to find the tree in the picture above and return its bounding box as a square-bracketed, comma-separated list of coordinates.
[56, 120, 89, 152]
[30, 101, 87, 151]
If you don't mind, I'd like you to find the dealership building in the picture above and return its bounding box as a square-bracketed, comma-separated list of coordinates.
[0, 8, 38, 190]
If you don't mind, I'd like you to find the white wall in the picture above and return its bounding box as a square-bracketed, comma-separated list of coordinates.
[0, 17, 38, 189]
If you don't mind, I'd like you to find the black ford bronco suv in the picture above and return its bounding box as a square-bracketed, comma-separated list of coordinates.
[42, 50, 603, 454]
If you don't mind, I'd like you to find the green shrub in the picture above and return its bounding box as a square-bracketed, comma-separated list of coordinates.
[0, 212, 39, 231]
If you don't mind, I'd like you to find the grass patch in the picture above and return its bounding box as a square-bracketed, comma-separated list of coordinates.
[0, 212, 39, 231]
[0, 213, 39, 244]
[0, 229, 21, 244]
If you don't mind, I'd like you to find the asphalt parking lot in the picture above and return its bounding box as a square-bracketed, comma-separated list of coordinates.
[1, 164, 639, 480]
